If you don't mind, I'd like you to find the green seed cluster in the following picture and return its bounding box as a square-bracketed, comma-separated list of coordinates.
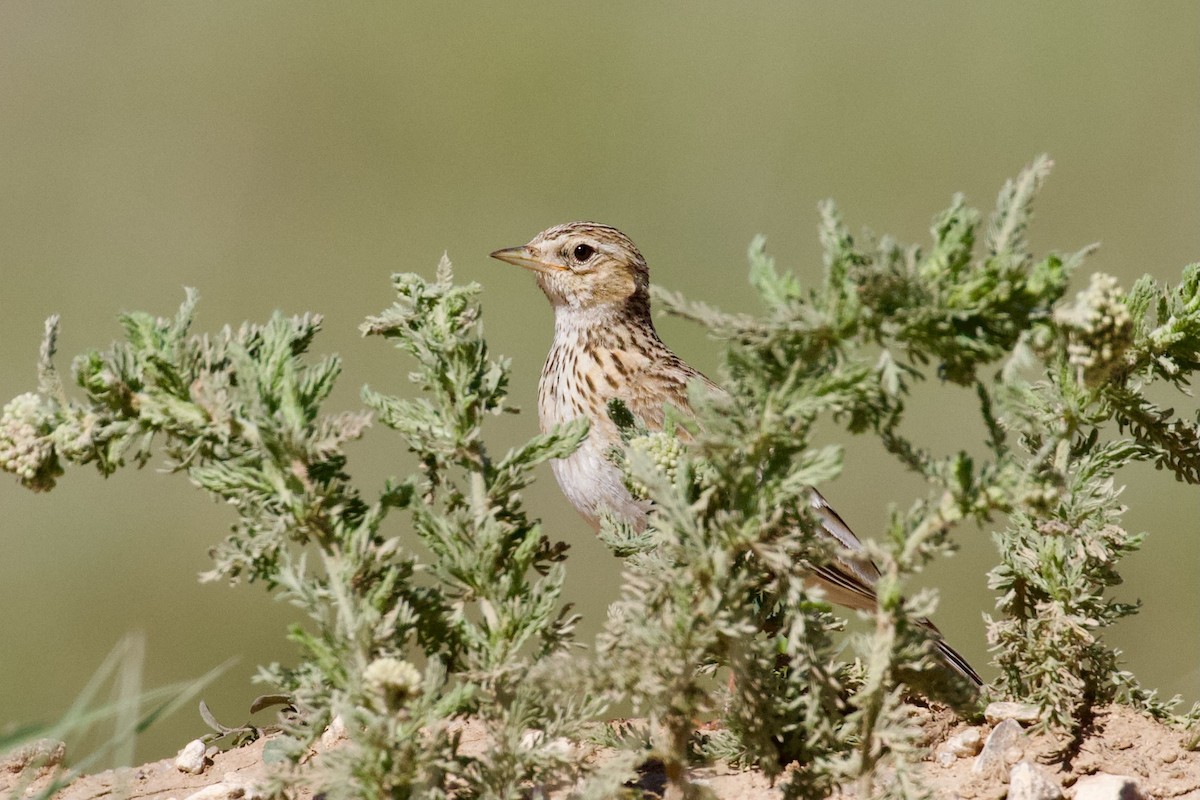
[0, 392, 59, 491]
[1055, 272, 1133, 386]
[624, 431, 684, 501]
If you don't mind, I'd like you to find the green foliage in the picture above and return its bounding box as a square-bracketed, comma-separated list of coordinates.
[3, 258, 594, 798]
[596, 386, 853, 799]
[4, 157, 1198, 797]
[657, 154, 1200, 748]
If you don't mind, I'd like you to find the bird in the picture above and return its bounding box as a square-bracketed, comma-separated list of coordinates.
[490, 221, 983, 688]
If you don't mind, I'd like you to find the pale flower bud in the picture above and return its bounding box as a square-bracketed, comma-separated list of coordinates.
[363, 657, 422, 709]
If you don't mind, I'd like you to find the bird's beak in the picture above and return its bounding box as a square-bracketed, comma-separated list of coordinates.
[489, 245, 567, 274]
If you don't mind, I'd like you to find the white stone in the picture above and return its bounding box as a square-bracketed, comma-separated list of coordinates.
[182, 783, 235, 800]
[1073, 773, 1147, 800]
[179, 771, 266, 800]
[519, 729, 574, 758]
[935, 750, 956, 767]
[544, 736, 574, 758]
[1008, 761, 1062, 800]
[972, 719, 1026, 776]
[0, 738, 66, 773]
[173, 739, 208, 775]
[984, 701, 1043, 725]
[230, 775, 267, 800]
[943, 727, 983, 757]
[320, 714, 347, 748]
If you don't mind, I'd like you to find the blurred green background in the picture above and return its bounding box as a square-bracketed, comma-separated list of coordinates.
[2, 3, 1197, 763]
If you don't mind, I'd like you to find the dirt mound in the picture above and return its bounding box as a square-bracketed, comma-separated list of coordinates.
[6, 704, 1196, 799]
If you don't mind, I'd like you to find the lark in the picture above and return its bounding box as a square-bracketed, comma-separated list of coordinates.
[491, 222, 982, 687]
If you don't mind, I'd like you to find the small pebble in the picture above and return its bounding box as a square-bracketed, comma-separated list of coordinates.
[984, 701, 1042, 725]
[179, 770, 268, 800]
[1073, 773, 1147, 800]
[182, 783, 235, 800]
[320, 714, 347, 749]
[0, 738, 66, 773]
[943, 727, 983, 757]
[174, 739, 208, 775]
[935, 750, 956, 767]
[519, 729, 574, 758]
[544, 736, 574, 758]
[973, 719, 1027, 777]
[1008, 761, 1063, 800]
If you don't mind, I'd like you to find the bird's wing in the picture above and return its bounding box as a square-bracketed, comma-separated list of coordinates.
[618, 348, 720, 431]
[622, 354, 884, 610]
[807, 488, 884, 612]
[620, 349, 983, 686]
[809, 492, 983, 686]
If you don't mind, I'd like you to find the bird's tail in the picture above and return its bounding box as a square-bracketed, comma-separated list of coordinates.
[809, 489, 985, 689]
[934, 634, 984, 688]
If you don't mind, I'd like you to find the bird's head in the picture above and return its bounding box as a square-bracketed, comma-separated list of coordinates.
[491, 222, 650, 313]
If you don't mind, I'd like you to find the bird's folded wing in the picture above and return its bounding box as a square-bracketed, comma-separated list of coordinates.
[809, 489, 881, 586]
[622, 348, 721, 430]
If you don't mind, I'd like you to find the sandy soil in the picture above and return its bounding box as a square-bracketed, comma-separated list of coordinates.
[4, 704, 1197, 799]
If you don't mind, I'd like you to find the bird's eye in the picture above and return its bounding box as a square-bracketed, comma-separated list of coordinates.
[572, 243, 595, 262]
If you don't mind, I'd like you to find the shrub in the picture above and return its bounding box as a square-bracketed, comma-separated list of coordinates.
[5, 158, 1196, 797]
